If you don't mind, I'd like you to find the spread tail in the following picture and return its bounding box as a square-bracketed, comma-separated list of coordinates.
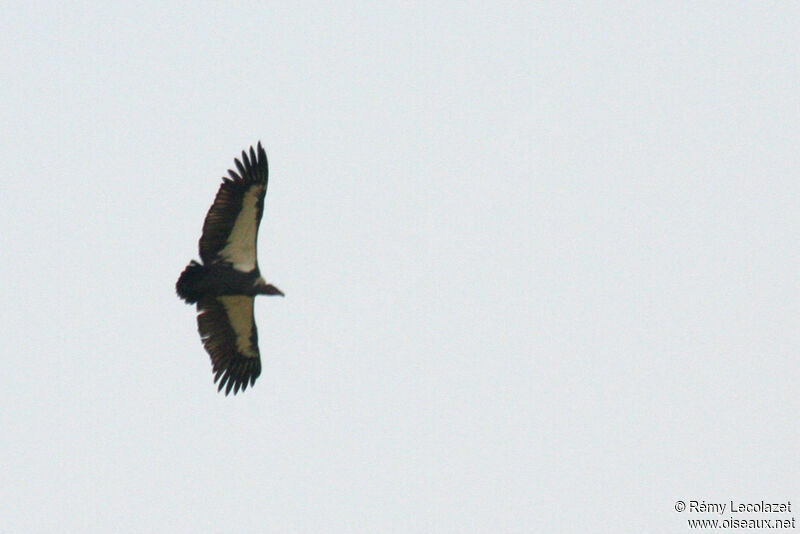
[176, 260, 205, 304]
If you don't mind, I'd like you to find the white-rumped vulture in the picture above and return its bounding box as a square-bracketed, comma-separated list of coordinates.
[176, 142, 283, 395]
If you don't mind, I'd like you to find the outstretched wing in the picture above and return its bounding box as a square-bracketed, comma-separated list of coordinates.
[197, 295, 262, 395]
[199, 143, 269, 271]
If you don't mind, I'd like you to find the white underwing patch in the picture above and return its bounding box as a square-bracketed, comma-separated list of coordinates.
[218, 184, 265, 272]
[219, 295, 258, 358]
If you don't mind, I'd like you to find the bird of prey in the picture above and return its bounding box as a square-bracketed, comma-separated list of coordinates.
[176, 142, 283, 395]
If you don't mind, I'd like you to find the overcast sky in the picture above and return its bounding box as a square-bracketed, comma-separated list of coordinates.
[1, 2, 797, 533]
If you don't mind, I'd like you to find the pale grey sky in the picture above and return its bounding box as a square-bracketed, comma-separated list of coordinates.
[1, 2, 797, 533]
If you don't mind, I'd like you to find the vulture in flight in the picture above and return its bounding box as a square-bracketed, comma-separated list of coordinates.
[176, 142, 283, 395]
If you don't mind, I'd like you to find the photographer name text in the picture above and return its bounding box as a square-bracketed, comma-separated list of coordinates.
[690, 501, 792, 515]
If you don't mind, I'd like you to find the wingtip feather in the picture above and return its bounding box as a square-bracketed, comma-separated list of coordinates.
[256, 142, 267, 166]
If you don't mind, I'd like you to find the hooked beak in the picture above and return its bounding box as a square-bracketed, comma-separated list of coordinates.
[265, 284, 284, 297]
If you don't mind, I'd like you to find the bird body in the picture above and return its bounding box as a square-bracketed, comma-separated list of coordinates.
[177, 261, 281, 303]
[176, 142, 283, 395]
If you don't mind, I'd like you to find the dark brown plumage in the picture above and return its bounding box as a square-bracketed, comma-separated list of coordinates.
[197, 296, 262, 395]
[199, 144, 268, 265]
